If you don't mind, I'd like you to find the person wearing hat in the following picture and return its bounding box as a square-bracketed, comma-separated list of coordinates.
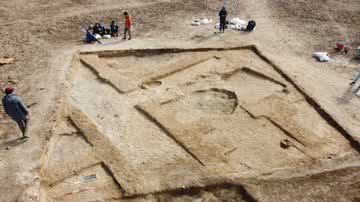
[2, 87, 30, 138]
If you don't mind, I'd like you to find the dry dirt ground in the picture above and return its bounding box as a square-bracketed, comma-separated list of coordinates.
[0, 0, 360, 201]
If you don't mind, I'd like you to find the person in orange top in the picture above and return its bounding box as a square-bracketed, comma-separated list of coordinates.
[123, 12, 132, 40]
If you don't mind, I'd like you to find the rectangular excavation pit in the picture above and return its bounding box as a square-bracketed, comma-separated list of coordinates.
[60, 46, 358, 196]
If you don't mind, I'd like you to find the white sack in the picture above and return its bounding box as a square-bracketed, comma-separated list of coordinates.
[94, 34, 102, 40]
[313, 52, 330, 62]
[200, 18, 210, 25]
[230, 18, 247, 26]
[215, 23, 220, 29]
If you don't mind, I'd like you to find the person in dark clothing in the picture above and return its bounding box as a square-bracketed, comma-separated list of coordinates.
[100, 25, 106, 36]
[93, 23, 99, 34]
[85, 30, 101, 44]
[93, 23, 105, 36]
[88, 24, 94, 32]
[219, 7, 227, 33]
[105, 28, 111, 35]
[110, 21, 119, 37]
[2, 87, 30, 138]
[246, 20, 256, 31]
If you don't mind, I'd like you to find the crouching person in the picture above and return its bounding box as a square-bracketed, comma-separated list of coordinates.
[246, 20, 256, 31]
[85, 30, 101, 44]
[2, 87, 30, 138]
[110, 21, 119, 37]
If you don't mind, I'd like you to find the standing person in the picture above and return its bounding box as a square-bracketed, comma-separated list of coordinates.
[2, 87, 30, 138]
[123, 12, 132, 40]
[219, 7, 227, 33]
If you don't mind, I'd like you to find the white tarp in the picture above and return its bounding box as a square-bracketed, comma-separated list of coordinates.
[215, 18, 255, 31]
[230, 23, 247, 31]
[230, 18, 247, 31]
[313, 52, 330, 62]
[230, 18, 246, 26]
[94, 34, 102, 40]
[200, 18, 211, 25]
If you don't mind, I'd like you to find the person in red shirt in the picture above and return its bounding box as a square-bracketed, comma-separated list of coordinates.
[123, 12, 132, 40]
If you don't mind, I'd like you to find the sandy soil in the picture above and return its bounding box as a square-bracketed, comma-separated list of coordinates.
[0, 0, 359, 201]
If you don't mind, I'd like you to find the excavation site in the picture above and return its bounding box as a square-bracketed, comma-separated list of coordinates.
[0, 0, 359, 201]
[39, 46, 358, 201]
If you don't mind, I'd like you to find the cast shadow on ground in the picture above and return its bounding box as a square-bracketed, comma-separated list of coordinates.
[0, 137, 28, 150]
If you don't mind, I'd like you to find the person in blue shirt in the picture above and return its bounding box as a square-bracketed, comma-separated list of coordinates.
[110, 21, 119, 37]
[2, 87, 30, 138]
[85, 30, 101, 44]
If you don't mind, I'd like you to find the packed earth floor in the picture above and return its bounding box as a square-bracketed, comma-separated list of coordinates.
[0, 0, 360, 201]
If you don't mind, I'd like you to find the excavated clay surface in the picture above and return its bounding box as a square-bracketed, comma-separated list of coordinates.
[41, 47, 356, 201]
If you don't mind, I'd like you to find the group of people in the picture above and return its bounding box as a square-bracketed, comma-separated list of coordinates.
[218, 6, 256, 33]
[85, 7, 255, 44]
[2, 7, 257, 139]
[90, 22, 119, 37]
[1, 12, 133, 139]
[85, 12, 132, 44]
